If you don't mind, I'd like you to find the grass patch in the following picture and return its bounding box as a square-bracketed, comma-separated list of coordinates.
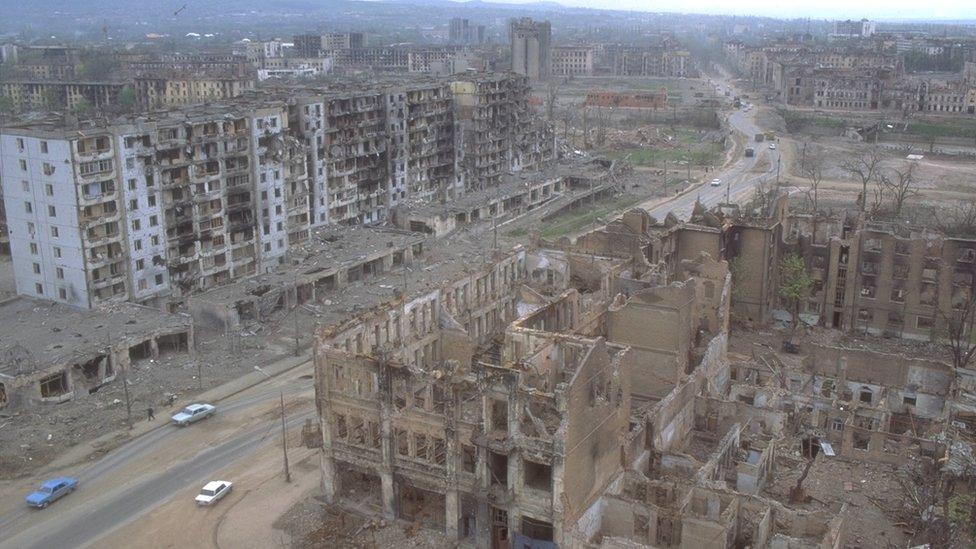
[506, 227, 528, 238]
[540, 195, 640, 239]
[605, 146, 720, 168]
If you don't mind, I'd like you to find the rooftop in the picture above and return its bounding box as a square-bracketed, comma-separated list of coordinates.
[0, 297, 192, 377]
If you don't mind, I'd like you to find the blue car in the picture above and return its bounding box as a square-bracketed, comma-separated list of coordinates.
[25, 477, 78, 508]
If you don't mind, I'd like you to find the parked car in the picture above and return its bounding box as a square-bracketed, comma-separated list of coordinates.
[195, 480, 233, 506]
[25, 477, 77, 508]
[710, 178, 722, 187]
[171, 403, 216, 426]
[769, 143, 777, 150]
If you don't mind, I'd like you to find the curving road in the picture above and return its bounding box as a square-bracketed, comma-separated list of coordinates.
[0, 369, 314, 549]
[644, 81, 781, 221]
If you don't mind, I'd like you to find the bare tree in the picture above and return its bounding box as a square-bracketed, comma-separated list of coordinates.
[545, 78, 564, 121]
[800, 144, 826, 213]
[938, 198, 976, 238]
[939, 289, 976, 371]
[885, 161, 921, 217]
[841, 147, 884, 212]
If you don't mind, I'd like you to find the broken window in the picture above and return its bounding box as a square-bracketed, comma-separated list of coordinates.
[859, 387, 874, 404]
[395, 428, 409, 456]
[351, 417, 366, 445]
[523, 460, 552, 492]
[903, 395, 917, 407]
[39, 371, 69, 398]
[369, 421, 381, 449]
[852, 431, 870, 451]
[0, 382, 7, 407]
[393, 379, 407, 411]
[520, 517, 553, 542]
[432, 437, 446, 466]
[462, 445, 477, 473]
[413, 382, 427, 410]
[488, 451, 508, 487]
[414, 433, 428, 461]
[335, 414, 348, 439]
[489, 398, 508, 434]
[432, 383, 448, 414]
[656, 516, 675, 546]
[634, 514, 649, 541]
[832, 419, 844, 431]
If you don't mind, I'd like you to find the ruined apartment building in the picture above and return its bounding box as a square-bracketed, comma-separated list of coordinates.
[450, 72, 555, 189]
[0, 103, 309, 309]
[312, 229, 746, 547]
[788, 215, 976, 340]
[550, 46, 594, 77]
[313, 246, 634, 546]
[0, 80, 129, 112]
[1, 73, 551, 309]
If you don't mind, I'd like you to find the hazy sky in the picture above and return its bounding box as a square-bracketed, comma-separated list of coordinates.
[479, 0, 976, 21]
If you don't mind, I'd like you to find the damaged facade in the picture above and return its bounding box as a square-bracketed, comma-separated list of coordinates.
[0, 297, 193, 411]
[1, 73, 554, 310]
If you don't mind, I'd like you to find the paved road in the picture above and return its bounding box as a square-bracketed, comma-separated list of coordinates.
[0, 374, 313, 549]
[645, 83, 781, 221]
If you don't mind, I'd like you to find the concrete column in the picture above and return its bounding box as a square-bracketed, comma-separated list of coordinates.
[149, 337, 160, 360]
[321, 451, 336, 503]
[445, 489, 459, 539]
[476, 500, 491, 549]
[381, 470, 396, 519]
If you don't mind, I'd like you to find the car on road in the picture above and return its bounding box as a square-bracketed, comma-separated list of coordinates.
[25, 477, 78, 509]
[710, 178, 722, 187]
[769, 143, 777, 150]
[171, 403, 216, 426]
[195, 480, 233, 506]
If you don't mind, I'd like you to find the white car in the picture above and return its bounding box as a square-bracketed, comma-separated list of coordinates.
[195, 480, 232, 506]
[768, 143, 777, 150]
[171, 403, 216, 426]
[710, 179, 722, 187]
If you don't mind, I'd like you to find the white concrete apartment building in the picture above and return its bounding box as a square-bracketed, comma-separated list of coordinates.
[2, 130, 132, 308]
[1, 104, 312, 309]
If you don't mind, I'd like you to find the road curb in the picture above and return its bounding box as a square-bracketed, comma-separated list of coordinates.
[34, 350, 314, 477]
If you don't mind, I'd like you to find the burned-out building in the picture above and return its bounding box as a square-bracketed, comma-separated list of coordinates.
[786, 214, 976, 341]
[450, 72, 556, 190]
[0, 297, 193, 411]
[1, 72, 553, 312]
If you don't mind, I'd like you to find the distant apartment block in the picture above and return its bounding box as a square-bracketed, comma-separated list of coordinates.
[449, 18, 485, 45]
[293, 33, 366, 58]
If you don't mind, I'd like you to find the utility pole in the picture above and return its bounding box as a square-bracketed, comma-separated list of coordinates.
[663, 159, 668, 192]
[293, 274, 300, 357]
[280, 391, 291, 483]
[109, 330, 132, 427]
[776, 156, 781, 187]
[256, 366, 291, 483]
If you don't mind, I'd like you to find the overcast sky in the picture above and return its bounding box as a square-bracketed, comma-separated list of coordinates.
[481, 0, 975, 21]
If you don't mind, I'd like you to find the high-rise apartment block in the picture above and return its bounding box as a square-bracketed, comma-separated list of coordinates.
[293, 33, 367, 57]
[509, 18, 551, 80]
[449, 18, 485, 45]
[1, 74, 552, 309]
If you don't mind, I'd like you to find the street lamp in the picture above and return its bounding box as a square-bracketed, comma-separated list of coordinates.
[255, 366, 291, 483]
